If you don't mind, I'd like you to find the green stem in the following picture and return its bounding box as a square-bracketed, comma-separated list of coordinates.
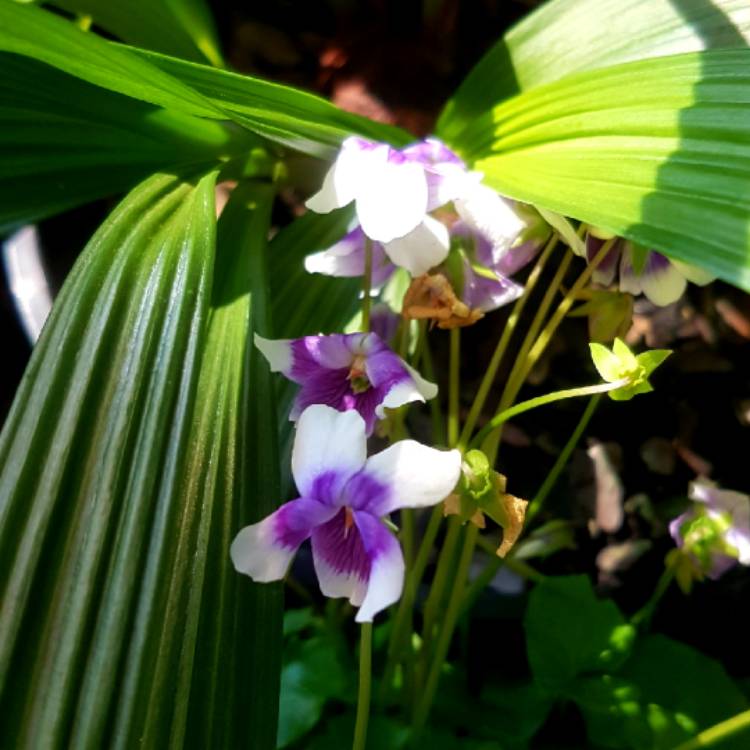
[412, 524, 479, 733]
[420, 334, 445, 446]
[361, 239, 373, 332]
[379, 506, 443, 705]
[352, 622, 373, 750]
[671, 709, 750, 750]
[526, 394, 601, 526]
[457, 233, 558, 450]
[631, 566, 675, 629]
[470, 379, 627, 450]
[420, 517, 461, 650]
[448, 328, 460, 447]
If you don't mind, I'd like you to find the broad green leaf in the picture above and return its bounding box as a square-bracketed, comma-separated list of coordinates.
[48, 0, 224, 66]
[1, 3, 409, 159]
[0, 52, 251, 231]
[0, 1, 223, 118]
[568, 636, 748, 750]
[438, 0, 750, 142]
[130, 48, 412, 156]
[462, 51, 750, 291]
[524, 575, 636, 692]
[0, 173, 282, 748]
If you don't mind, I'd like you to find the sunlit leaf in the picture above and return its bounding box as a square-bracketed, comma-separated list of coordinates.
[438, 0, 750, 142]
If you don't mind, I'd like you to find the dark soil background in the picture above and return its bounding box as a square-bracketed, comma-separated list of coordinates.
[3, 0, 750, 742]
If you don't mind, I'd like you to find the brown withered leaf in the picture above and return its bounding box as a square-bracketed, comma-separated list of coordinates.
[402, 273, 484, 329]
[443, 493, 486, 528]
[495, 494, 528, 558]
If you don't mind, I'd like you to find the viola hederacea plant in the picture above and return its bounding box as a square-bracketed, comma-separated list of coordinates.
[1, 2, 750, 750]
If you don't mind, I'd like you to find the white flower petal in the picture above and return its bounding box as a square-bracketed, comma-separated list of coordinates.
[455, 183, 526, 254]
[382, 215, 450, 276]
[254, 333, 293, 375]
[305, 139, 386, 214]
[375, 362, 438, 418]
[671, 260, 715, 286]
[639, 263, 687, 306]
[354, 512, 405, 622]
[363, 440, 461, 515]
[292, 404, 367, 497]
[356, 160, 428, 243]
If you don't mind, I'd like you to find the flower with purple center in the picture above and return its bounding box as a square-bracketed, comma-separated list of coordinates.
[669, 478, 750, 580]
[585, 229, 714, 306]
[305, 136, 529, 277]
[231, 405, 461, 621]
[254, 331, 437, 435]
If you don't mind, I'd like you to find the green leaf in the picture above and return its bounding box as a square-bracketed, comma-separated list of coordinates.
[0, 1, 223, 118]
[48, 0, 224, 66]
[129, 47, 412, 156]
[568, 635, 748, 750]
[525, 575, 636, 692]
[464, 50, 750, 290]
[0, 4, 409, 159]
[0, 52, 251, 231]
[437, 0, 750, 142]
[0, 173, 282, 748]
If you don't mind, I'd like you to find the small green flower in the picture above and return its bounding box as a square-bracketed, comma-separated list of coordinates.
[589, 338, 671, 401]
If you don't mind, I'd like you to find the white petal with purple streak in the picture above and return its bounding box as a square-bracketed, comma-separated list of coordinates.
[292, 405, 367, 497]
[361, 441, 461, 515]
[383, 215, 450, 276]
[455, 183, 526, 253]
[231, 497, 337, 582]
[354, 511, 405, 622]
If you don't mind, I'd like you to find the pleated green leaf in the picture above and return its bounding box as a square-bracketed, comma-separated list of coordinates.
[48, 0, 224, 66]
[0, 53, 251, 231]
[438, 0, 750, 143]
[0, 1, 223, 118]
[129, 49, 411, 156]
[458, 50, 750, 291]
[0, 2, 409, 158]
[0, 171, 282, 748]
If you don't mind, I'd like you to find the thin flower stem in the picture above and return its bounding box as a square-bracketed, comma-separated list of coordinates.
[412, 524, 479, 733]
[526, 394, 601, 526]
[483, 237, 616, 460]
[511, 238, 617, 400]
[457, 233, 559, 450]
[631, 566, 675, 629]
[420, 334, 445, 446]
[352, 622, 373, 750]
[361, 238, 373, 332]
[420, 516, 461, 650]
[448, 328, 460, 447]
[470, 379, 628, 451]
[670, 709, 750, 750]
[482, 247, 573, 461]
[379, 506, 443, 706]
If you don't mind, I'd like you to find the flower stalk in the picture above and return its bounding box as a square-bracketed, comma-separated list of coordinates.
[352, 622, 373, 750]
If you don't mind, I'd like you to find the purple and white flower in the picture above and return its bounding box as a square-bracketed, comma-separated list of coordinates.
[585, 230, 714, 307]
[231, 405, 461, 621]
[669, 479, 750, 579]
[305, 136, 529, 277]
[255, 332, 437, 435]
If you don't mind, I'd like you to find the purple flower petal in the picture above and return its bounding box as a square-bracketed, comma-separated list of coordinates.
[311, 508, 371, 607]
[620, 247, 686, 306]
[304, 225, 396, 286]
[230, 496, 337, 582]
[353, 511, 405, 622]
[369, 303, 400, 344]
[585, 233, 622, 286]
[460, 256, 523, 313]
